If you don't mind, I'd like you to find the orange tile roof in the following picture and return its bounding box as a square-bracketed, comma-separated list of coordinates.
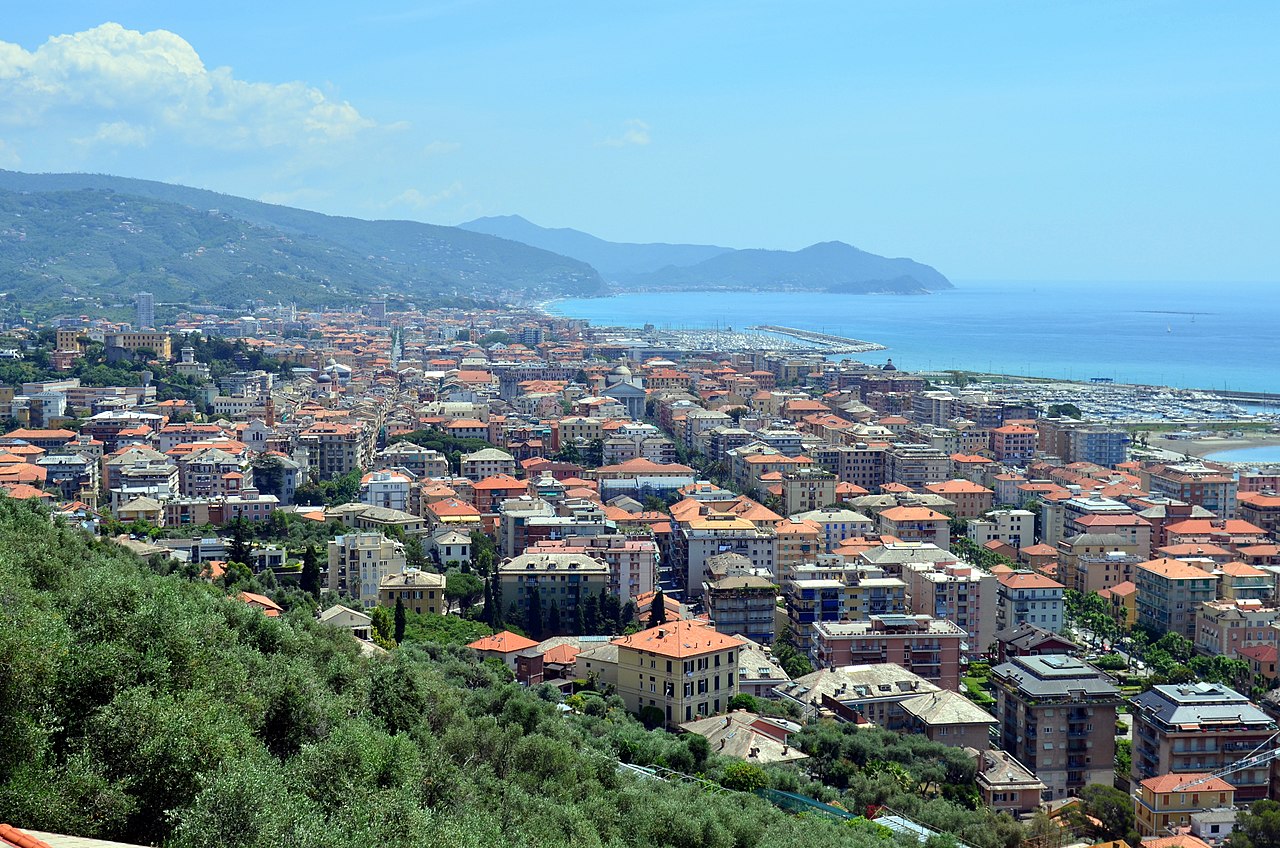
[1139, 773, 1234, 794]
[541, 644, 580, 665]
[1137, 557, 1217, 580]
[467, 630, 538, 653]
[880, 506, 948, 521]
[996, 571, 1064, 590]
[0, 823, 54, 848]
[611, 619, 743, 658]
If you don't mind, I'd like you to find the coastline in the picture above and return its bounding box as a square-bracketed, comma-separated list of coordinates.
[1147, 430, 1280, 462]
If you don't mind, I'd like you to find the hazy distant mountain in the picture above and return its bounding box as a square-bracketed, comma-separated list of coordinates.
[459, 214, 951, 293]
[458, 214, 732, 277]
[0, 170, 606, 310]
[621, 240, 953, 293]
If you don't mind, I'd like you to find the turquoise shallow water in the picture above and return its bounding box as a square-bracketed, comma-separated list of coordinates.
[548, 280, 1280, 392]
[1204, 446, 1280, 463]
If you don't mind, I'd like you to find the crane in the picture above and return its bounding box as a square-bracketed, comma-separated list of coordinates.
[1171, 731, 1280, 792]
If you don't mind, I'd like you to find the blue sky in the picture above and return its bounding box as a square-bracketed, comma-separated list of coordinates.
[2, 2, 1277, 282]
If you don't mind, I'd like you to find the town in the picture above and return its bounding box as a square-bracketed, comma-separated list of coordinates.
[4, 291, 1280, 848]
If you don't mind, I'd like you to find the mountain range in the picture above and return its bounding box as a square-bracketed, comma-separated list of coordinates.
[0, 169, 951, 315]
[460, 214, 951, 292]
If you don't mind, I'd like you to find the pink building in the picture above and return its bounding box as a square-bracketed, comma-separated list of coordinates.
[810, 614, 966, 690]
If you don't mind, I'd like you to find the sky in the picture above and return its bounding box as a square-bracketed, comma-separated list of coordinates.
[1, 1, 1277, 282]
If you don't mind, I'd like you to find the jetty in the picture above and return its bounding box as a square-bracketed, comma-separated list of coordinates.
[750, 325, 886, 353]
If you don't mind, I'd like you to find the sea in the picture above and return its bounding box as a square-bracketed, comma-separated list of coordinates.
[547, 280, 1280, 394]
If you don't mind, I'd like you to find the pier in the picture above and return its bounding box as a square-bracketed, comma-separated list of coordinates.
[749, 325, 886, 352]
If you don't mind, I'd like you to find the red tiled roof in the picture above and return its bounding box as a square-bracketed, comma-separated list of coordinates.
[467, 631, 538, 653]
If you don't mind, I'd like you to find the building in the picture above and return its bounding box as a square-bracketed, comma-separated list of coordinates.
[789, 506, 875, 551]
[378, 568, 447, 616]
[300, 422, 371, 481]
[135, 291, 155, 329]
[810, 614, 967, 689]
[1135, 558, 1220, 641]
[1142, 461, 1239, 519]
[1135, 774, 1236, 839]
[467, 630, 540, 670]
[975, 748, 1046, 815]
[327, 533, 406, 609]
[877, 505, 950, 548]
[990, 424, 1038, 465]
[703, 574, 777, 644]
[104, 330, 171, 360]
[990, 654, 1121, 799]
[904, 561, 997, 659]
[360, 470, 413, 512]
[779, 466, 837, 515]
[772, 663, 936, 728]
[995, 571, 1065, 632]
[497, 551, 610, 622]
[1131, 682, 1277, 801]
[1194, 599, 1279, 658]
[612, 619, 745, 726]
[898, 689, 997, 748]
[459, 448, 517, 481]
[683, 514, 777, 591]
[677, 712, 807, 765]
[968, 509, 1037, 549]
[923, 480, 994, 518]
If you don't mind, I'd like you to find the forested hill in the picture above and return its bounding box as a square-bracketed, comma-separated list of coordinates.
[0, 496, 1022, 848]
[0, 173, 605, 312]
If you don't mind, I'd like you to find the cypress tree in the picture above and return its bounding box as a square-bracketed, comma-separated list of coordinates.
[300, 544, 320, 597]
[527, 589, 543, 640]
[394, 596, 406, 644]
[649, 588, 667, 628]
[547, 600, 562, 636]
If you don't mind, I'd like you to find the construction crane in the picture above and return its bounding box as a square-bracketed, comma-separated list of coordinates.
[1171, 731, 1280, 792]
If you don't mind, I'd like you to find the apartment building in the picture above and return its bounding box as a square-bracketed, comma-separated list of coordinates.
[327, 532, 407, 609]
[359, 470, 413, 512]
[877, 505, 950, 548]
[779, 466, 837, 515]
[703, 574, 777, 644]
[683, 514, 777, 590]
[497, 551, 610, 621]
[885, 443, 952, 489]
[612, 620, 745, 726]
[990, 424, 1038, 465]
[808, 442, 887, 492]
[1193, 599, 1280, 658]
[1131, 682, 1277, 802]
[990, 654, 1121, 799]
[459, 448, 517, 481]
[300, 421, 371, 481]
[1135, 774, 1236, 839]
[378, 568, 448, 616]
[1135, 557, 1220, 641]
[923, 479, 994, 518]
[968, 509, 1036, 549]
[1142, 461, 1239, 519]
[904, 561, 997, 658]
[374, 442, 450, 480]
[810, 614, 967, 689]
[995, 571, 1065, 632]
[789, 506, 875, 551]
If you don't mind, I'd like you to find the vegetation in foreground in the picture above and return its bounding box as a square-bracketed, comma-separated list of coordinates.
[0, 496, 1030, 847]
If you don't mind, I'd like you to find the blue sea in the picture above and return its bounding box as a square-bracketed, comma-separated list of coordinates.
[547, 280, 1280, 393]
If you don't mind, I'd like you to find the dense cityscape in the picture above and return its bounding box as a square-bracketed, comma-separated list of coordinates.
[3, 291, 1280, 847]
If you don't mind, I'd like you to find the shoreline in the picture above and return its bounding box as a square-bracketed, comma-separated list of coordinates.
[1147, 431, 1280, 462]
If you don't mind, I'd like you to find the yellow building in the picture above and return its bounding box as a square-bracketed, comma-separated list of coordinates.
[105, 331, 172, 359]
[1135, 774, 1235, 838]
[379, 568, 448, 616]
[612, 619, 745, 726]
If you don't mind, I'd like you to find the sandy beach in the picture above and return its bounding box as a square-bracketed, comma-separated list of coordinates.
[1147, 430, 1280, 459]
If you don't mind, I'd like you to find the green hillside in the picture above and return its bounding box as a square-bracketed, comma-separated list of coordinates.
[0, 495, 1027, 848]
[0, 176, 605, 313]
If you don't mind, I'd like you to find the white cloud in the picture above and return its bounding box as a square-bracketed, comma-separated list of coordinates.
[422, 140, 461, 156]
[0, 23, 374, 149]
[74, 120, 149, 148]
[0, 139, 19, 167]
[600, 118, 650, 148]
[385, 182, 464, 210]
